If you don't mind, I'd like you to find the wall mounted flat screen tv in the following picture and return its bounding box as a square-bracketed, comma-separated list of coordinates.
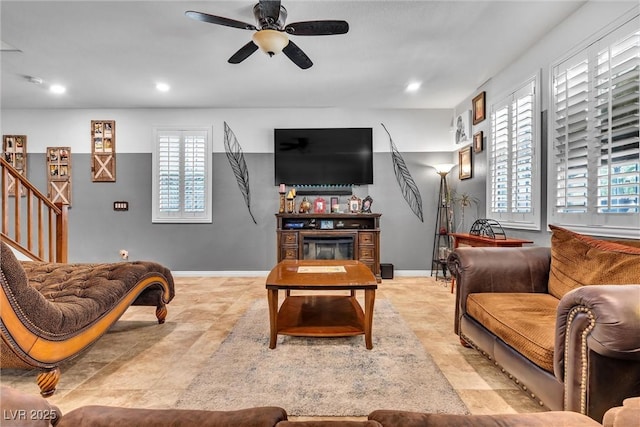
[274, 128, 373, 186]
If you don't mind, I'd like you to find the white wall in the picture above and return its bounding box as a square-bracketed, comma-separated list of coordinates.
[1, 107, 453, 154]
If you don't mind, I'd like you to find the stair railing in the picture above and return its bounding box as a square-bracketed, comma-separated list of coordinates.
[1, 157, 68, 262]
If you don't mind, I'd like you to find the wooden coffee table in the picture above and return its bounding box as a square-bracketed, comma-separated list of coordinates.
[265, 259, 377, 349]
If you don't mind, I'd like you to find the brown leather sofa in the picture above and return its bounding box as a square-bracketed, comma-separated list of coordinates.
[447, 226, 640, 422]
[5, 385, 640, 427]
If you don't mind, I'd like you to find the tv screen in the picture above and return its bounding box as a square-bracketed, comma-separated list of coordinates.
[274, 128, 373, 186]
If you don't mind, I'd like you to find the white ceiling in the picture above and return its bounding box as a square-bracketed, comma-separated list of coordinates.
[1, 0, 587, 110]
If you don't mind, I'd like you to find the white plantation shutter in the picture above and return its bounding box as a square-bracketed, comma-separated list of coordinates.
[153, 128, 212, 223]
[490, 102, 509, 213]
[550, 19, 639, 237]
[488, 76, 540, 229]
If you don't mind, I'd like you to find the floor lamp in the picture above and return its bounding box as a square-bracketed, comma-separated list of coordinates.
[430, 163, 455, 280]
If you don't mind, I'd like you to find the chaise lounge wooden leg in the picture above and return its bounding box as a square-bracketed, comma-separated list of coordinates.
[156, 304, 167, 324]
[37, 367, 60, 398]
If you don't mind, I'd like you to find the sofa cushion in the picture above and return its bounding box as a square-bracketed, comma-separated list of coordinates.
[368, 409, 601, 427]
[58, 405, 288, 427]
[0, 386, 61, 427]
[466, 293, 557, 373]
[548, 225, 640, 300]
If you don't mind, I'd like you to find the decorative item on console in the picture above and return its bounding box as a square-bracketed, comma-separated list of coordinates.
[286, 188, 296, 214]
[361, 196, 373, 213]
[278, 183, 286, 213]
[298, 197, 311, 213]
[349, 195, 361, 213]
[331, 196, 340, 213]
[313, 197, 325, 213]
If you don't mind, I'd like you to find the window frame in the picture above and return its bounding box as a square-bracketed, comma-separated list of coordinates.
[486, 72, 542, 231]
[152, 126, 212, 224]
[547, 13, 640, 239]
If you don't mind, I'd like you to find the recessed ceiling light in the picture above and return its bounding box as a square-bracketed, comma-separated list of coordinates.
[49, 84, 66, 94]
[406, 82, 421, 92]
[156, 82, 170, 92]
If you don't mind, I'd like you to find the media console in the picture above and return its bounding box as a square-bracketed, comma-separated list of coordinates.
[276, 213, 381, 282]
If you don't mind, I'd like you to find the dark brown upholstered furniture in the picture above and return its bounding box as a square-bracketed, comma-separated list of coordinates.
[447, 226, 640, 422]
[0, 241, 175, 397]
[4, 386, 639, 427]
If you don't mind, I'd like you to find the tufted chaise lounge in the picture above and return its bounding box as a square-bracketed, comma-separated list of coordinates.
[0, 241, 175, 397]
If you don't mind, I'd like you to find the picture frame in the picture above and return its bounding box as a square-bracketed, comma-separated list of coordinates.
[349, 195, 361, 213]
[361, 195, 373, 213]
[473, 131, 483, 153]
[313, 197, 326, 213]
[472, 91, 486, 125]
[454, 110, 471, 144]
[330, 196, 340, 213]
[320, 220, 334, 230]
[459, 146, 472, 180]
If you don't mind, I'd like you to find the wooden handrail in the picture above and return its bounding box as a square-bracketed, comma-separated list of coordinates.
[1, 157, 68, 262]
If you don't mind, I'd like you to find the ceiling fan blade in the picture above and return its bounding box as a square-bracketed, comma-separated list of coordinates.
[185, 10, 256, 31]
[258, 0, 282, 23]
[228, 41, 259, 64]
[282, 41, 313, 69]
[285, 20, 349, 36]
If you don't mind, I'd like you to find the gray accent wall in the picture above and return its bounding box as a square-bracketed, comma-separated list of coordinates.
[25, 151, 454, 271]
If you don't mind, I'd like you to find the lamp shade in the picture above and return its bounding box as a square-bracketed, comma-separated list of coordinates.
[252, 30, 289, 56]
[432, 163, 456, 175]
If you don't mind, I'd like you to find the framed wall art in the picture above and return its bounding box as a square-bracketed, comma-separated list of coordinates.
[473, 131, 484, 153]
[472, 91, 486, 125]
[454, 110, 471, 144]
[47, 147, 72, 206]
[2, 135, 27, 196]
[91, 120, 116, 182]
[459, 146, 472, 180]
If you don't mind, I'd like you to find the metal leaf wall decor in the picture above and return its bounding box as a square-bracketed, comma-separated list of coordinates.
[224, 122, 257, 224]
[381, 123, 424, 222]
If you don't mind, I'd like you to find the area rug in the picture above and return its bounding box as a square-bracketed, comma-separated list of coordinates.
[175, 299, 469, 417]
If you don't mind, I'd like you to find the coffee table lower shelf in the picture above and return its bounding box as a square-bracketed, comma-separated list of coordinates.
[277, 295, 366, 337]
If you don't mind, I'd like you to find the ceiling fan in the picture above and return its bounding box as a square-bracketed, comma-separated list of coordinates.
[185, 0, 349, 69]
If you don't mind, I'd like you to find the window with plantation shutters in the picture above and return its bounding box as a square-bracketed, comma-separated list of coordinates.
[550, 17, 639, 238]
[152, 128, 212, 223]
[488, 76, 540, 230]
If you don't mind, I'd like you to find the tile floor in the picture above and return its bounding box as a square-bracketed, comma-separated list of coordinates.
[1, 275, 546, 421]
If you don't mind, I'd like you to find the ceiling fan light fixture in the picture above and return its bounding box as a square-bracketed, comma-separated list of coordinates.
[252, 29, 289, 56]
